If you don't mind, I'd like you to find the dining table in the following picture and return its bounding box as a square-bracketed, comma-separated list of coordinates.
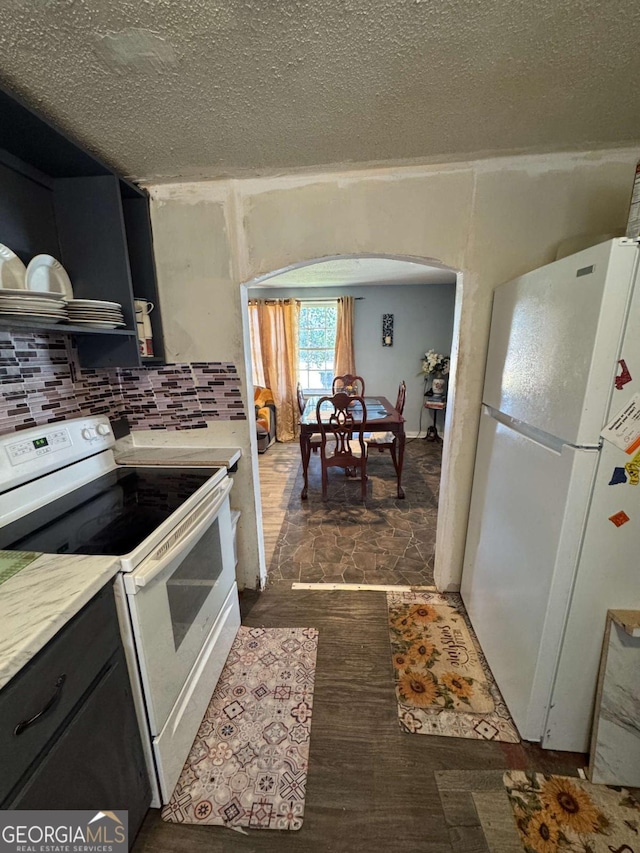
[298, 395, 406, 499]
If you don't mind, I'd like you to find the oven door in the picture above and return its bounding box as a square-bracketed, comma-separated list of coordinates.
[123, 475, 235, 735]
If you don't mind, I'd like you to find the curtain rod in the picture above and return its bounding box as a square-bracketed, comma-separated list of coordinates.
[298, 297, 365, 302]
[248, 296, 365, 304]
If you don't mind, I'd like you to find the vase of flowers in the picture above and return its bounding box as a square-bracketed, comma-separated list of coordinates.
[431, 375, 446, 398]
[420, 350, 450, 399]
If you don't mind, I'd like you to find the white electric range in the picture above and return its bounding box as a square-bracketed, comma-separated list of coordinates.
[0, 415, 241, 806]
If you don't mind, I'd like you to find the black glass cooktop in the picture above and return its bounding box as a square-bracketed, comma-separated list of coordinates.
[0, 466, 220, 557]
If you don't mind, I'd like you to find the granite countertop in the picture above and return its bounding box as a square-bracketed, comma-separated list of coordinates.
[0, 551, 121, 690]
[114, 446, 242, 469]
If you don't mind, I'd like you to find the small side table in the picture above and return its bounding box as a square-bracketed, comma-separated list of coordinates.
[424, 400, 446, 442]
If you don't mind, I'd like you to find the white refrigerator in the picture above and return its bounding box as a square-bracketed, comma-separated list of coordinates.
[461, 237, 640, 753]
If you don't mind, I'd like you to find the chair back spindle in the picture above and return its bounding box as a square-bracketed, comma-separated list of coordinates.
[296, 382, 306, 416]
[365, 380, 406, 478]
[297, 381, 322, 452]
[332, 374, 366, 396]
[395, 380, 407, 415]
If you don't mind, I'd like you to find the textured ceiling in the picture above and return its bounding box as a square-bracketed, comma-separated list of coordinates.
[1, 0, 640, 181]
[254, 257, 456, 288]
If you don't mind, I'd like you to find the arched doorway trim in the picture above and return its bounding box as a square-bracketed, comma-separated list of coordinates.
[244, 252, 457, 288]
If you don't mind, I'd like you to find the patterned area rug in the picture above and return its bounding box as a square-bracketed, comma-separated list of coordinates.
[503, 771, 640, 853]
[390, 598, 494, 713]
[162, 626, 318, 831]
[387, 591, 519, 742]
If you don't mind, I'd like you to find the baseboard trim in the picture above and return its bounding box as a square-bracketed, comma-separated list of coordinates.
[291, 583, 438, 592]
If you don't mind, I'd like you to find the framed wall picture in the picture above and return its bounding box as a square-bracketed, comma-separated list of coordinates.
[382, 313, 393, 346]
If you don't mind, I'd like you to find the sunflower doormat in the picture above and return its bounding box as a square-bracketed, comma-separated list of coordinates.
[387, 591, 519, 742]
[503, 771, 640, 853]
[162, 626, 318, 831]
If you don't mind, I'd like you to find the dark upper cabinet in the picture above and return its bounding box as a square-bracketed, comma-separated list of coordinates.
[0, 86, 165, 368]
[121, 196, 165, 364]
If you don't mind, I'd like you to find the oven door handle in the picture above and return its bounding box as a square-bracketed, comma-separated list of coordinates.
[130, 477, 233, 589]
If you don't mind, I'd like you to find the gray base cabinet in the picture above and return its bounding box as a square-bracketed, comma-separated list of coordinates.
[0, 585, 151, 845]
[8, 652, 150, 837]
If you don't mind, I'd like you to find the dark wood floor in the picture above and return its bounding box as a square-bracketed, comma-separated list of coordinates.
[133, 586, 586, 853]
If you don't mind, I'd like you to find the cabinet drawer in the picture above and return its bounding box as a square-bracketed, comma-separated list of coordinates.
[8, 651, 151, 845]
[0, 584, 119, 804]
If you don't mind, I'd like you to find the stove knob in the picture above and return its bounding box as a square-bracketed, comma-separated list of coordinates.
[81, 428, 95, 440]
[96, 424, 111, 436]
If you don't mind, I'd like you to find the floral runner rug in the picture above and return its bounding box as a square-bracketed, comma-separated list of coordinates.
[387, 591, 519, 742]
[503, 771, 640, 853]
[162, 626, 319, 831]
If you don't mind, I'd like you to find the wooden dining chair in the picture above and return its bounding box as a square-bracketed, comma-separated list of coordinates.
[365, 380, 406, 476]
[297, 382, 321, 453]
[332, 374, 366, 396]
[296, 382, 306, 416]
[316, 392, 368, 501]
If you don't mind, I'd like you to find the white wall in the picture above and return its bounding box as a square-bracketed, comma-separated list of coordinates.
[250, 283, 456, 434]
[147, 146, 640, 591]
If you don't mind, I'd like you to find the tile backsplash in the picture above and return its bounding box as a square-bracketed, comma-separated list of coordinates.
[0, 330, 246, 436]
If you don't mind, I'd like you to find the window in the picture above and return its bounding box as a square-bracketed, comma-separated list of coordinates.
[298, 302, 337, 393]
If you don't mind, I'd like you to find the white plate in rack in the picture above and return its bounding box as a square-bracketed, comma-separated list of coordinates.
[69, 299, 122, 309]
[0, 287, 65, 300]
[70, 319, 126, 329]
[67, 306, 123, 314]
[26, 255, 74, 299]
[0, 306, 67, 319]
[0, 311, 65, 324]
[69, 311, 124, 322]
[69, 318, 125, 325]
[0, 244, 27, 290]
[0, 298, 66, 309]
[68, 309, 124, 316]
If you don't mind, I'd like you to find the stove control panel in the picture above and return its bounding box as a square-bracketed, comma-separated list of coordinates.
[6, 428, 72, 465]
[0, 416, 115, 493]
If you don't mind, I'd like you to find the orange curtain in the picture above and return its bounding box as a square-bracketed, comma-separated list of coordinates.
[248, 299, 300, 441]
[334, 296, 355, 376]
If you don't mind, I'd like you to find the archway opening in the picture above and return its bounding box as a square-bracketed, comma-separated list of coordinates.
[241, 253, 462, 591]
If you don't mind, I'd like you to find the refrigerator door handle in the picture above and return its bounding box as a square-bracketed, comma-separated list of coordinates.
[483, 405, 600, 454]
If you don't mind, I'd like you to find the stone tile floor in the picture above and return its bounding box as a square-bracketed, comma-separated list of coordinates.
[268, 438, 442, 585]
